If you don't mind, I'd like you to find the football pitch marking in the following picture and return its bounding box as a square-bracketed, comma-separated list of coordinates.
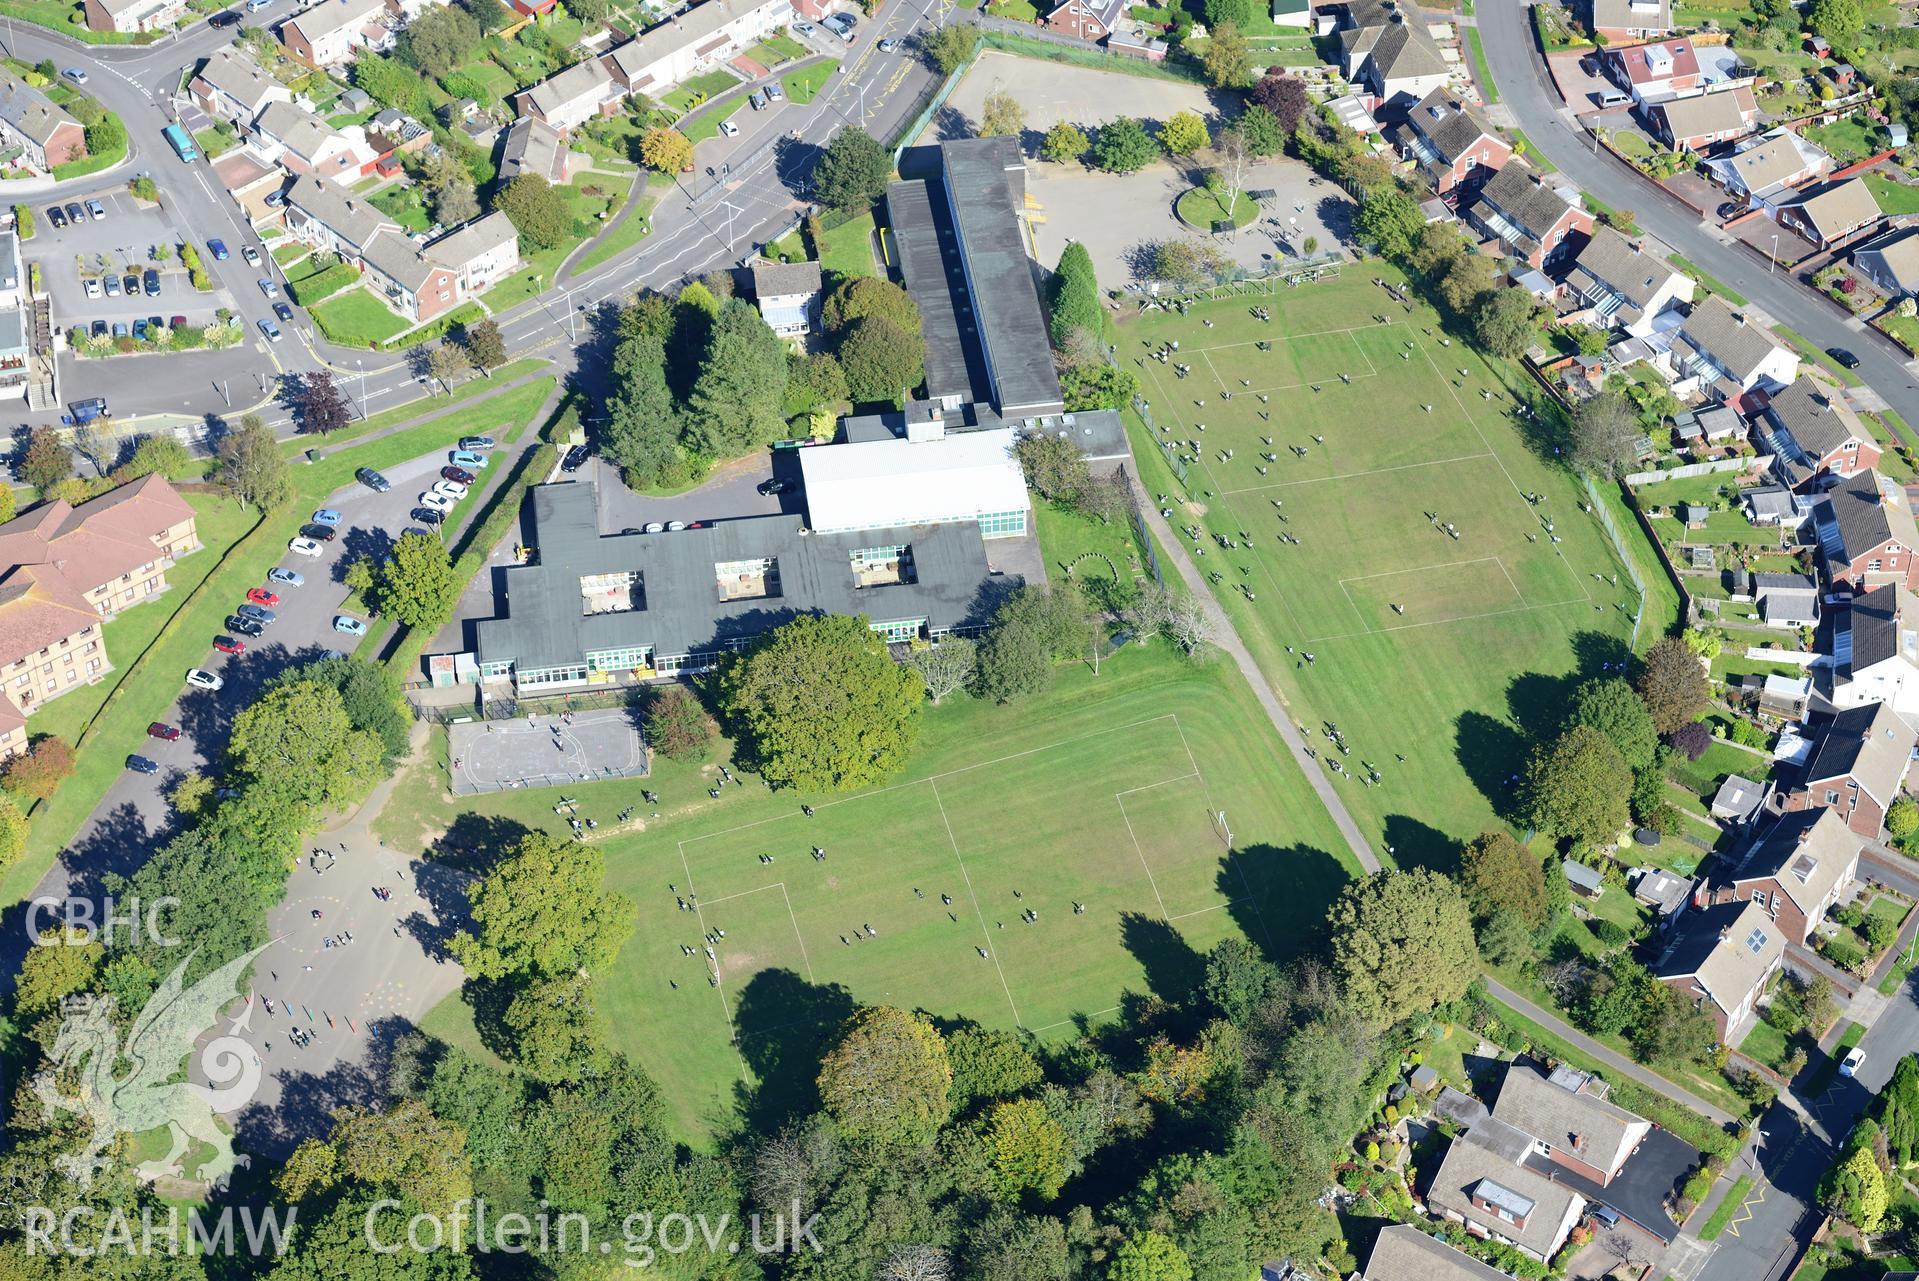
[1196, 326, 1381, 398]
[1218, 451, 1495, 496]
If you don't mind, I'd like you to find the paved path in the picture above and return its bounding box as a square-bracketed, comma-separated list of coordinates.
[1483, 977, 1737, 1125]
[1128, 475, 1381, 875]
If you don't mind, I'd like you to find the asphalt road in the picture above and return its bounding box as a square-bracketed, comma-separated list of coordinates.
[1478, 0, 1919, 428]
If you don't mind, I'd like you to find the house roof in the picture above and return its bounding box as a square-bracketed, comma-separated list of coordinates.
[1847, 581, 1919, 678]
[1614, 37, 1700, 84]
[1634, 867, 1695, 914]
[359, 228, 442, 292]
[0, 69, 78, 149]
[1474, 162, 1582, 242]
[1717, 129, 1827, 199]
[282, 0, 386, 45]
[1802, 699, 1915, 804]
[751, 258, 823, 299]
[192, 48, 283, 113]
[1679, 294, 1785, 384]
[499, 116, 569, 183]
[1823, 468, 1919, 569]
[1043, 0, 1126, 25]
[1735, 808, 1862, 916]
[1779, 178, 1882, 243]
[256, 100, 347, 162]
[1764, 376, 1873, 462]
[1591, 0, 1671, 29]
[1752, 570, 1818, 624]
[1344, 15, 1449, 83]
[1857, 228, 1919, 294]
[426, 211, 517, 271]
[1746, 484, 1798, 519]
[1563, 858, 1605, 892]
[1362, 1226, 1511, 1281]
[1655, 899, 1785, 1017]
[1426, 1131, 1585, 1260]
[285, 172, 394, 252]
[1711, 773, 1768, 821]
[1491, 1058, 1649, 1178]
[606, 0, 787, 85]
[522, 57, 614, 118]
[1401, 87, 1501, 163]
[1567, 225, 1683, 324]
[1654, 86, 1755, 142]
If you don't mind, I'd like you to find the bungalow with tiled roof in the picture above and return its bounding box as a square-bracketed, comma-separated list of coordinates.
[1706, 128, 1830, 208]
[1386, 88, 1512, 194]
[1564, 226, 1693, 339]
[1654, 898, 1785, 1042]
[1853, 226, 1919, 299]
[1590, 0, 1671, 42]
[190, 48, 292, 127]
[1817, 468, 1919, 595]
[1606, 37, 1702, 103]
[1362, 1226, 1513, 1281]
[1650, 87, 1758, 152]
[1671, 294, 1799, 400]
[1464, 162, 1594, 268]
[1040, 0, 1125, 39]
[1756, 376, 1880, 491]
[83, 0, 186, 32]
[1776, 178, 1884, 251]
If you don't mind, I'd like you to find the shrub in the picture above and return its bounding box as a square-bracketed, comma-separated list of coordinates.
[1668, 721, 1711, 760]
[1823, 935, 1867, 973]
[643, 684, 713, 760]
[0, 736, 75, 802]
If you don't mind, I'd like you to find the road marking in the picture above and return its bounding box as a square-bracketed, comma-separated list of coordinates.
[1724, 1178, 1766, 1239]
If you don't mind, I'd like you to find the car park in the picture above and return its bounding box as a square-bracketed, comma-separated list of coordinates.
[259, 319, 282, 343]
[186, 669, 224, 691]
[442, 465, 475, 484]
[127, 755, 160, 775]
[61, 68, 87, 84]
[1828, 347, 1862, 370]
[450, 449, 486, 467]
[459, 436, 495, 450]
[212, 635, 246, 655]
[236, 603, 275, 625]
[143, 269, 159, 295]
[299, 523, 337, 542]
[147, 722, 181, 741]
[757, 477, 792, 495]
[87, 200, 106, 221]
[267, 567, 304, 587]
[273, 302, 294, 322]
[225, 613, 263, 636]
[310, 508, 343, 526]
[288, 536, 324, 556]
[246, 587, 280, 607]
[83, 278, 101, 299]
[560, 445, 589, 472]
[208, 239, 229, 260]
[243, 245, 261, 266]
[257, 278, 279, 298]
[357, 467, 391, 492]
[334, 615, 368, 636]
[720, 119, 740, 138]
[432, 479, 467, 499]
[418, 492, 456, 513]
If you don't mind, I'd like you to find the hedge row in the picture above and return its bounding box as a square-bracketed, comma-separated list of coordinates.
[379, 302, 485, 353]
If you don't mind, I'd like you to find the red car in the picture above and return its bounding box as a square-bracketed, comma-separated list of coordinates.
[146, 722, 181, 741]
[212, 635, 246, 655]
[441, 465, 475, 484]
[246, 587, 280, 607]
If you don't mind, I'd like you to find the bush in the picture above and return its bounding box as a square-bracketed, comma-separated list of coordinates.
[1591, 918, 1630, 949]
[0, 736, 76, 802]
[643, 685, 713, 760]
[1823, 935, 1867, 973]
[1668, 721, 1711, 760]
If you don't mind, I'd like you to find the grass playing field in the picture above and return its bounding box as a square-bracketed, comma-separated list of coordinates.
[1122, 265, 1649, 867]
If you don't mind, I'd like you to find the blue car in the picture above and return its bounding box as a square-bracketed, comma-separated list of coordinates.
[132, 318, 148, 340]
[310, 508, 343, 526]
[208, 238, 229, 261]
[333, 615, 368, 636]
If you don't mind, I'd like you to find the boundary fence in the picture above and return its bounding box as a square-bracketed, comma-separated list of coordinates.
[413, 685, 647, 725]
[1584, 475, 1652, 651]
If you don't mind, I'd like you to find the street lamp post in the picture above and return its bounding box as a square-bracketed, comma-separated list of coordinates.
[1769, 234, 1779, 274]
[356, 359, 365, 419]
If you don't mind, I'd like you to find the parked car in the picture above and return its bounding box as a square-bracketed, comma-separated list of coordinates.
[45, 205, 66, 229]
[458, 435, 495, 450]
[299, 523, 338, 542]
[83, 277, 101, 299]
[748, 89, 766, 110]
[356, 466, 391, 492]
[257, 278, 279, 299]
[766, 82, 784, 100]
[208, 238, 229, 260]
[111, 321, 128, 339]
[245, 0, 270, 10]
[1716, 202, 1743, 220]
[242, 245, 261, 266]
[273, 302, 294, 322]
[103, 274, 120, 296]
[143, 269, 160, 296]
[720, 119, 740, 138]
[1842, 1047, 1867, 1077]
[186, 669, 224, 691]
[258, 318, 282, 343]
[170, 315, 187, 328]
[334, 615, 368, 636]
[208, 8, 240, 25]
[127, 755, 160, 775]
[122, 273, 139, 295]
[212, 635, 246, 655]
[560, 445, 589, 472]
[225, 614, 263, 637]
[132, 318, 148, 341]
[795, 20, 815, 33]
[757, 477, 792, 495]
[441, 465, 475, 484]
[1827, 346, 1862, 370]
[450, 449, 486, 468]
[418, 492, 456, 513]
[412, 507, 446, 525]
[61, 68, 87, 84]
[86, 200, 105, 221]
[310, 508, 343, 526]
[89, 319, 107, 338]
[147, 722, 181, 741]
[288, 536, 324, 556]
[235, 603, 275, 625]
[267, 567, 304, 587]
[245, 587, 280, 607]
[432, 479, 467, 499]
[66, 203, 84, 224]
[643, 521, 665, 534]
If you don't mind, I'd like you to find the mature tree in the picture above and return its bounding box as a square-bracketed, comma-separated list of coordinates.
[21, 426, 69, 492]
[449, 831, 636, 980]
[1822, 1139, 1889, 1232]
[0, 736, 74, 802]
[1809, 0, 1863, 45]
[1571, 390, 1640, 477]
[1249, 73, 1310, 132]
[924, 21, 979, 74]
[1569, 676, 1658, 769]
[502, 975, 611, 1082]
[823, 275, 918, 333]
[985, 1098, 1069, 1201]
[945, 1025, 1042, 1114]
[817, 1006, 952, 1149]
[1109, 1231, 1193, 1281]
[301, 655, 410, 764]
[605, 325, 679, 480]
[789, 349, 849, 410]
[1145, 239, 1233, 288]
[1203, 0, 1257, 28]
[427, 339, 472, 391]
[1160, 110, 1209, 157]
[118, 433, 191, 481]
[495, 173, 571, 251]
[1202, 938, 1276, 1024]
[1458, 831, 1549, 930]
[1048, 241, 1102, 350]
[907, 638, 977, 704]
[975, 584, 1086, 702]
[1328, 869, 1478, 1026]
[712, 613, 923, 790]
[979, 88, 1024, 138]
[216, 413, 290, 509]
[1092, 118, 1158, 173]
[0, 793, 26, 871]
[814, 127, 891, 211]
[1637, 635, 1709, 734]
[639, 126, 693, 174]
[642, 684, 713, 759]
[326, 1100, 475, 1222]
[1354, 188, 1425, 259]
[402, 4, 480, 77]
[1882, 1056, 1919, 1167]
[1474, 288, 1539, 358]
[297, 371, 352, 435]
[1237, 103, 1286, 157]
[839, 316, 925, 404]
[378, 530, 459, 628]
[1040, 120, 1089, 165]
[684, 298, 790, 455]
[464, 317, 507, 372]
[230, 680, 383, 811]
[1015, 432, 1092, 503]
[1198, 20, 1252, 87]
[1524, 725, 1631, 845]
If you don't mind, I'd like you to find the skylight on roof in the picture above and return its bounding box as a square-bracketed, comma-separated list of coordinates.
[1745, 927, 1769, 954]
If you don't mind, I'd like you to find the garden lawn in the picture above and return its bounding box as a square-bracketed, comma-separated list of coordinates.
[0, 377, 557, 903]
[482, 179, 621, 309]
[1466, 28, 1496, 103]
[750, 31, 807, 64]
[682, 101, 741, 145]
[662, 67, 740, 115]
[308, 289, 410, 347]
[780, 58, 837, 105]
[1124, 265, 1653, 866]
[1865, 173, 1919, 217]
[985, 0, 1038, 18]
[816, 210, 876, 281]
[369, 183, 433, 234]
[572, 188, 656, 273]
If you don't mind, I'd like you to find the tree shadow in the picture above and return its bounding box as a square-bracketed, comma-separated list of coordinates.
[730, 967, 855, 1135]
[228, 1013, 411, 1160]
[1382, 814, 1461, 875]
[333, 523, 395, 586]
[1454, 709, 1528, 824]
[1119, 910, 1206, 1005]
[1222, 841, 1347, 966]
[1507, 668, 1579, 746]
[426, 812, 533, 877]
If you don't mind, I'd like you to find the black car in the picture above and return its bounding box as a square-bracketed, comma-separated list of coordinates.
[356, 466, 390, 492]
[224, 615, 264, 637]
[208, 9, 240, 24]
[143, 269, 160, 297]
[1827, 346, 1862, 370]
[89, 319, 107, 338]
[300, 523, 338, 542]
[273, 301, 294, 322]
[412, 507, 446, 525]
[757, 477, 793, 496]
[64, 203, 82, 224]
[45, 205, 65, 229]
[560, 445, 590, 473]
[126, 755, 160, 775]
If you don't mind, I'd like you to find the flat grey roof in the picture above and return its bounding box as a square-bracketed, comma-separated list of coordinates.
[886, 177, 977, 404]
[474, 481, 1004, 669]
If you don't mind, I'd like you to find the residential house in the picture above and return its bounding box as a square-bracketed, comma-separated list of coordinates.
[83, 0, 185, 33]
[1654, 898, 1785, 1042]
[1711, 773, 1771, 823]
[1634, 867, 1697, 927]
[1706, 129, 1831, 208]
[359, 232, 462, 324]
[603, 0, 798, 101]
[281, 173, 392, 264]
[1752, 571, 1820, 628]
[1361, 1225, 1514, 1281]
[1719, 808, 1861, 945]
[750, 259, 822, 337]
[1386, 88, 1512, 195]
[0, 701, 24, 761]
[0, 475, 200, 719]
[1776, 178, 1884, 251]
[1564, 226, 1694, 339]
[213, 149, 291, 222]
[1757, 376, 1880, 491]
[278, 0, 393, 70]
[1650, 87, 1758, 152]
[1853, 226, 1919, 299]
[516, 58, 619, 134]
[507, 0, 559, 15]
[423, 211, 521, 296]
[1590, 0, 1671, 42]
[1607, 38, 1703, 104]
[0, 71, 85, 172]
[498, 115, 576, 184]
[1830, 583, 1919, 717]
[1781, 699, 1917, 836]
[1816, 468, 1919, 594]
[1672, 295, 1799, 400]
[190, 48, 293, 127]
[1039, 0, 1125, 40]
[1339, 1, 1450, 107]
[1426, 1125, 1587, 1263]
[251, 100, 369, 184]
[1464, 162, 1594, 269]
[1491, 1059, 1652, 1187]
[1745, 483, 1800, 527]
[1826, 61, 1858, 90]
